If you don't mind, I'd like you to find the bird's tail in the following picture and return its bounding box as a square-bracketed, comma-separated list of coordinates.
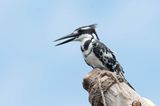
[115, 62, 135, 90]
[126, 81, 135, 90]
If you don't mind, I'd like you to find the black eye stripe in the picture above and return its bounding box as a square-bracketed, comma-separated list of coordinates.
[78, 29, 93, 34]
[78, 29, 82, 33]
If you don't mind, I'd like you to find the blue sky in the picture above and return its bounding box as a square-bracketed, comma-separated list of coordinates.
[0, 0, 160, 106]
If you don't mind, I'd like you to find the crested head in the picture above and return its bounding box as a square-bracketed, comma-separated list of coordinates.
[54, 24, 99, 46]
[73, 24, 99, 41]
[76, 24, 97, 31]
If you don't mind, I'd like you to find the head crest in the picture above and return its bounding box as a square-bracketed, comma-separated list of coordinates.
[78, 24, 97, 30]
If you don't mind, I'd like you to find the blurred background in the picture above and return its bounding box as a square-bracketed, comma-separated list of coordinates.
[0, 0, 160, 106]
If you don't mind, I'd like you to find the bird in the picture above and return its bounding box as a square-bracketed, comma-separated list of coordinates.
[54, 24, 134, 90]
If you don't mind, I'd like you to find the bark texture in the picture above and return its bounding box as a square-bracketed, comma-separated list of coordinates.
[83, 69, 155, 106]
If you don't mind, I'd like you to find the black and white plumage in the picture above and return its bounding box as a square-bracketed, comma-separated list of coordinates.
[55, 24, 134, 90]
[82, 39, 120, 72]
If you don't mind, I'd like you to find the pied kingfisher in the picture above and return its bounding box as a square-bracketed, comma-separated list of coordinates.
[55, 24, 134, 90]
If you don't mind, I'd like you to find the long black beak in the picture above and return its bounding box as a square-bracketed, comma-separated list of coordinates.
[54, 33, 77, 46]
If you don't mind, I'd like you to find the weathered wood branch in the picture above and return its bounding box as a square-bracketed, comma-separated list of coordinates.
[83, 68, 156, 106]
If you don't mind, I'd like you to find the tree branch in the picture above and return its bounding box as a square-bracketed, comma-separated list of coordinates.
[83, 68, 156, 106]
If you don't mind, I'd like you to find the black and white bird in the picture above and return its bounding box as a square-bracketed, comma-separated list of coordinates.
[54, 24, 134, 89]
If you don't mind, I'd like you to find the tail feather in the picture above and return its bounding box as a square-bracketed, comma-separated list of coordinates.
[115, 63, 135, 90]
[126, 81, 135, 90]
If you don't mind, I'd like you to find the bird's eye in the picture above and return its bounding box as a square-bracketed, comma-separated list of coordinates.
[78, 29, 82, 33]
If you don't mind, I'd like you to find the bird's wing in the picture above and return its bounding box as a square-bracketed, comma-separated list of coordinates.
[92, 40, 117, 72]
[92, 40, 135, 90]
